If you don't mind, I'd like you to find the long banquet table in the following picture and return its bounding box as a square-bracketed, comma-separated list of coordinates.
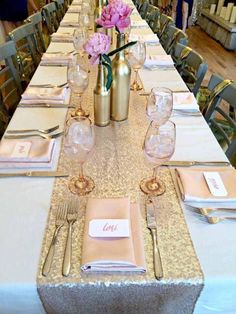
[0, 1, 236, 313]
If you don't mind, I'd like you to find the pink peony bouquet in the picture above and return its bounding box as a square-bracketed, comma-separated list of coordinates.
[84, 33, 111, 65]
[96, 0, 133, 33]
[84, 20, 137, 90]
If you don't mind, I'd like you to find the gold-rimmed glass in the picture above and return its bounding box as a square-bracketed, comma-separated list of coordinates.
[128, 41, 146, 91]
[64, 116, 95, 195]
[67, 60, 89, 117]
[146, 87, 173, 125]
[140, 120, 176, 196]
[73, 28, 88, 70]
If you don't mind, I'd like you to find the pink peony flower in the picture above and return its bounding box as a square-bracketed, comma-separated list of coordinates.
[96, 1, 133, 33]
[84, 33, 111, 64]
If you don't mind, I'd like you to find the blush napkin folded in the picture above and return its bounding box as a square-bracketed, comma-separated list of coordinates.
[173, 92, 199, 110]
[71, 0, 82, 4]
[41, 52, 74, 65]
[60, 21, 80, 27]
[67, 6, 81, 13]
[81, 197, 146, 273]
[20, 86, 67, 105]
[176, 167, 236, 203]
[0, 139, 55, 168]
[144, 54, 174, 67]
[131, 19, 148, 28]
[51, 32, 74, 42]
[129, 34, 159, 44]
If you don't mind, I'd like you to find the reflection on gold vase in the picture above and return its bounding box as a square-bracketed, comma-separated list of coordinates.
[111, 33, 131, 121]
[94, 63, 110, 127]
[94, 0, 107, 32]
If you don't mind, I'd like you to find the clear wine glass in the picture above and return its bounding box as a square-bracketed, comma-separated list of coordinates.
[146, 87, 173, 125]
[67, 60, 89, 117]
[140, 120, 176, 196]
[64, 116, 95, 195]
[128, 41, 146, 91]
[80, 12, 91, 30]
[73, 28, 87, 57]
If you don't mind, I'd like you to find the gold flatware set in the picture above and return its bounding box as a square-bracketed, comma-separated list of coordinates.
[163, 160, 230, 167]
[0, 171, 69, 178]
[42, 200, 78, 277]
[199, 207, 236, 224]
[18, 104, 75, 108]
[5, 125, 64, 140]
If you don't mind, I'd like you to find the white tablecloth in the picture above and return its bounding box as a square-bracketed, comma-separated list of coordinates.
[0, 1, 235, 313]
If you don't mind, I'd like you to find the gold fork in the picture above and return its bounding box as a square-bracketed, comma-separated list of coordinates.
[62, 199, 78, 277]
[42, 204, 67, 277]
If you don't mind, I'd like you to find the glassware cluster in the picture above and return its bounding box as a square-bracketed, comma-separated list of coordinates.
[140, 87, 176, 196]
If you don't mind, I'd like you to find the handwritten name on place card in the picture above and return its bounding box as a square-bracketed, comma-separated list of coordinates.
[203, 171, 228, 197]
[89, 219, 130, 238]
[11, 142, 32, 158]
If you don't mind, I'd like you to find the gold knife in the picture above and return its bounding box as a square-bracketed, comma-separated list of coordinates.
[163, 161, 230, 167]
[146, 197, 163, 280]
[139, 90, 189, 96]
[18, 104, 75, 108]
[0, 171, 69, 178]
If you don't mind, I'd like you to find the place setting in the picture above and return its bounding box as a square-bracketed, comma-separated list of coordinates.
[0, 131, 68, 177]
[174, 165, 236, 224]
[129, 28, 160, 45]
[144, 54, 176, 71]
[1, 0, 236, 312]
[50, 28, 76, 43]
[18, 65, 72, 109]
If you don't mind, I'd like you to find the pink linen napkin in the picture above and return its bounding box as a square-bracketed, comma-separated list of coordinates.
[71, 0, 82, 4]
[176, 167, 236, 203]
[68, 6, 81, 13]
[173, 92, 199, 110]
[41, 52, 74, 65]
[144, 55, 174, 67]
[129, 34, 159, 44]
[81, 197, 146, 272]
[0, 139, 55, 168]
[51, 32, 74, 43]
[131, 19, 148, 28]
[20, 86, 67, 105]
[60, 21, 80, 27]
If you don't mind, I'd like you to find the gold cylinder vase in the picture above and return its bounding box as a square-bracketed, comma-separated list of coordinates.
[111, 33, 131, 121]
[94, 63, 110, 127]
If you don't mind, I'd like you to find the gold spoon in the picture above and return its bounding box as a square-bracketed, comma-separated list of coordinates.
[207, 216, 236, 224]
[200, 208, 236, 216]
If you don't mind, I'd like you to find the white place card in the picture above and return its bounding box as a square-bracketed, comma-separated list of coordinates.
[203, 172, 228, 197]
[89, 219, 130, 238]
[11, 142, 32, 158]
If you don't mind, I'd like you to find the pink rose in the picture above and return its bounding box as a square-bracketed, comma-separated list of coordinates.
[96, 1, 133, 33]
[84, 33, 111, 64]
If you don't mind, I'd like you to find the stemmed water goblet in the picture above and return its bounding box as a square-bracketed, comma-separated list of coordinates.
[73, 28, 89, 71]
[128, 41, 146, 91]
[146, 87, 173, 125]
[67, 60, 89, 117]
[64, 116, 95, 195]
[81, 13, 90, 29]
[73, 28, 87, 56]
[140, 120, 176, 196]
